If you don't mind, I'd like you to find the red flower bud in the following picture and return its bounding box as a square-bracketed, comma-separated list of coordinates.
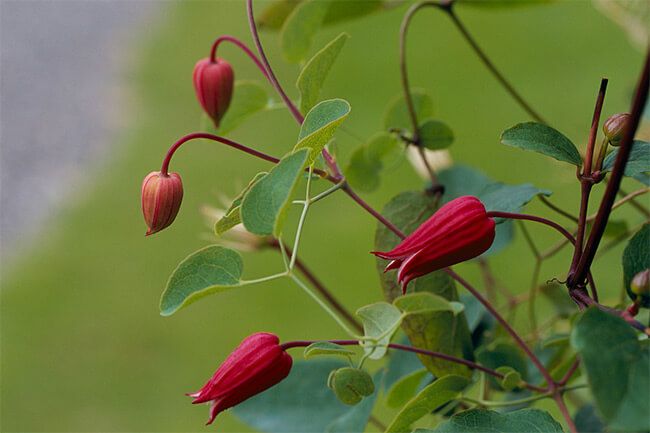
[602, 113, 630, 146]
[373, 196, 495, 293]
[188, 332, 292, 425]
[193, 58, 234, 127]
[141, 171, 183, 236]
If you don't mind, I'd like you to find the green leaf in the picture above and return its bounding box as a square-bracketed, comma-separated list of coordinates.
[495, 366, 522, 391]
[297, 33, 349, 114]
[234, 359, 376, 433]
[602, 140, 650, 177]
[217, 81, 268, 134]
[480, 183, 552, 217]
[215, 172, 267, 235]
[345, 133, 401, 192]
[304, 341, 355, 360]
[325, 370, 385, 433]
[385, 335, 428, 389]
[386, 375, 469, 433]
[386, 368, 429, 409]
[256, 0, 300, 30]
[375, 191, 474, 378]
[604, 219, 629, 238]
[571, 307, 650, 431]
[258, 0, 383, 30]
[280, 0, 329, 63]
[476, 341, 529, 385]
[394, 292, 464, 315]
[501, 122, 582, 166]
[294, 99, 351, 163]
[328, 367, 375, 405]
[241, 149, 309, 236]
[459, 0, 555, 7]
[425, 408, 563, 432]
[356, 302, 403, 360]
[623, 224, 650, 307]
[418, 119, 454, 150]
[160, 246, 242, 316]
[384, 90, 434, 133]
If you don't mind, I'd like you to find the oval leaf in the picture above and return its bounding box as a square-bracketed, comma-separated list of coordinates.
[160, 246, 243, 316]
[241, 149, 309, 236]
[294, 99, 351, 163]
[386, 368, 429, 409]
[386, 375, 469, 433]
[345, 133, 401, 192]
[418, 119, 454, 150]
[501, 122, 582, 166]
[297, 33, 349, 114]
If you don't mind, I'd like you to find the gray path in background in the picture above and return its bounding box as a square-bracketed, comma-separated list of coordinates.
[1, 0, 160, 262]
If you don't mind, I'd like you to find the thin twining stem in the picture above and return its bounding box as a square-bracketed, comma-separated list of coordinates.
[539, 196, 578, 223]
[209, 35, 269, 80]
[280, 339, 546, 393]
[586, 187, 650, 222]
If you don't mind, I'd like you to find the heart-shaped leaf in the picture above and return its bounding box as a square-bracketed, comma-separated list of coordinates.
[160, 246, 243, 316]
[418, 119, 454, 150]
[356, 302, 403, 360]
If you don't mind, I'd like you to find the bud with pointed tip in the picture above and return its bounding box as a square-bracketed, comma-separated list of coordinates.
[372, 196, 496, 293]
[603, 113, 630, 146]
[188, 333, 292, 425]
[193, 58, 234, 127]
[141, 171, 183, 235]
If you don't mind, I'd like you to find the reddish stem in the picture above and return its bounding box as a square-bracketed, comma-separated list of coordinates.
[160, 132, 279, 175]
[280, 339, 546, 393]
[341, 183, 406, 239]
[209, 35, 270, 80]
[486, 211, 576, 245]
[445, 268, 555, 388]
[570, 50, 650, 288]
[553, 392, 578, 433]
[558, 359, 580, 387]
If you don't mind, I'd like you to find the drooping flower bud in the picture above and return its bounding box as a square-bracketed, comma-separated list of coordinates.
[602, 113, 630, 146]
[372, 196, 495, 293]
[141, 171, 183, 236]
[631, 269, 650, 296]
[193, 58, 234, 128]
[188, 332, 292, 425]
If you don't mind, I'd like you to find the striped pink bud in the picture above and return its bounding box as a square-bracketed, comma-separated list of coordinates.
[141, 171, 183, 236]
[193, 58, 234, 127]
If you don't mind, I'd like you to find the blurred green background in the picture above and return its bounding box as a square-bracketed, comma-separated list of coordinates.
[1, 1, 646, 431]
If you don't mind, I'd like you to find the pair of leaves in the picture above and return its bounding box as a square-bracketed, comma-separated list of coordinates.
[345, 133, 402, 192]
[571, 307, 650, 432]
[375, 191, 474, 378]
[233, 360, 381, 433]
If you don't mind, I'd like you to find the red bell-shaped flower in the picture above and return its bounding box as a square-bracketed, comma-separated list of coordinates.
[193, 58, 234, 127]
[373, 196, 495, 293]
[141, 171, 183, 236]
[188, 333, 293, 425]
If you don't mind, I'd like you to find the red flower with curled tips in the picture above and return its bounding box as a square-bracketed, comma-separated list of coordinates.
[188, 333, 293, 425]
[193, 58, 234, 127]
[141, 171, 183, 236]
[373, 196, 496, 293]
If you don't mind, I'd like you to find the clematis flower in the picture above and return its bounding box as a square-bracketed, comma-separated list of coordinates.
[373, 196, 495, 293]
[141, 171, 183, 236]
[188, 333, 292, 425]
[193, 58, 234, 127]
